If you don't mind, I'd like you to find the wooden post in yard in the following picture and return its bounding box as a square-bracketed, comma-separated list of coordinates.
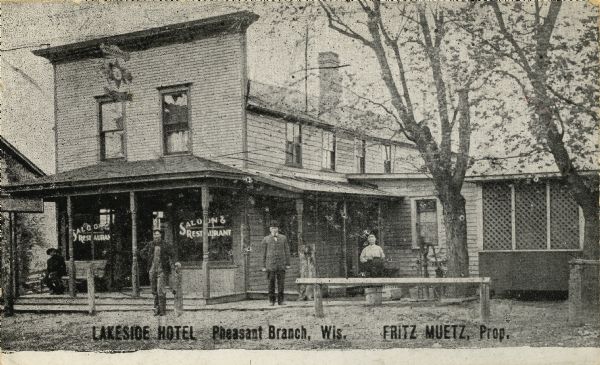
[67, 196, 76, 297]
[480, 281, 490, 323]
[174, 264, 183, 316]
[314, 283, 324, 318]
[201, 185, 210, 299]
[568, 261, 583, 325]
[130, 192, 139, 297]
[87, 265, 95, 315]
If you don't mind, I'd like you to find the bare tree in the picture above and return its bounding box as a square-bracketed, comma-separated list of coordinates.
[466, 1, 599, 258]
[319, 1, 497, 285]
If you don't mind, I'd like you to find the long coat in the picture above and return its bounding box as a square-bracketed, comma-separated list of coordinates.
[141, 240, 177, 275]
[262, 234, 291, 271]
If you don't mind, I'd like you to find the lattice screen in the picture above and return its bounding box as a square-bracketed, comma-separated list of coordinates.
[550, 182, 580, 249]
[482, 183, 512, 250]
[515, 183, 547, 249]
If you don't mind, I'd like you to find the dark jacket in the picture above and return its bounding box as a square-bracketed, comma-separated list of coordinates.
[262, 234, 291, 271]
[47, 254, 67, 276]
[141, 240, 177, 275]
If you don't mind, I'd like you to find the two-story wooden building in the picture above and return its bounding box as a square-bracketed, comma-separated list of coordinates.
[7, 11, 592, 307]
[7, 11, 416, 301]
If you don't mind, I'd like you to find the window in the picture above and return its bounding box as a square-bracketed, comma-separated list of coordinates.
[322, 131, 336, 170]
[73, 208, 114, 261]
[99, 101, 125, 159]
[383, 144, 392, 173]
[411, 198, 441, 248]
[355, 139, 366, 173]
[482, 181, 582, 251]
[161, 86, 190, 154]
[285, 122, 302, 166]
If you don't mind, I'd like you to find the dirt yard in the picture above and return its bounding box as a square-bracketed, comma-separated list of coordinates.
[1, 299, 598, 351]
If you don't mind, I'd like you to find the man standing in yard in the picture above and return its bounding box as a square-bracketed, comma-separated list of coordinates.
[141, 228, 178, 316]
[261, 220, 291, 305]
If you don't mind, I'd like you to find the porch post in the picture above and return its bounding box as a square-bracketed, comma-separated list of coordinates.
[295, 199, 304, 255]
[67, 195, 76, 297]
[11, 212, 19, 298]
[201, 185, 210, 299]
[378, 201, 384, 249]
[313, 198, 320, 279]
[342, 200, 348, 277]
[241, 191, 250, 293]
[3, 212, 15, 316]
[130, 191, 139, 297]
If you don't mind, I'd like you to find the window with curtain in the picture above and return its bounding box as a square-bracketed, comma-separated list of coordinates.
[99, 101, 125, 159]
[161, 87, 190, 154]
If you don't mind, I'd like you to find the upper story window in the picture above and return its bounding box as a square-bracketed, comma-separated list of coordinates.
[161, 85, 191, 154]
[383, 145, 392, 173]
[285, 122, 302, 166]
[322, 131, 336, 170]
[355, 139, 366, 173]
[99, 100, 126, 160]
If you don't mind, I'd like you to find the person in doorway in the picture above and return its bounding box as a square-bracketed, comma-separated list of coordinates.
[261, 220, 291, 305]
[360, 234, 386, 277]
[44, 248, 67, 295]
[141, 228, 178, 316]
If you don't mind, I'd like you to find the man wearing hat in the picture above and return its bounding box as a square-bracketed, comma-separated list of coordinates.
[261, 220, 291, 305]
[44, 248, 67, 294]
[141, 228, 178, 316]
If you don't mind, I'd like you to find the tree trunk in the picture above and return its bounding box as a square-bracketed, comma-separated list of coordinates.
[439, 190, 470, 297]
[582, 203, 599, 260]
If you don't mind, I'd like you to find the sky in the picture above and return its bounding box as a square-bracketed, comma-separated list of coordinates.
[1, 1, 597, 175]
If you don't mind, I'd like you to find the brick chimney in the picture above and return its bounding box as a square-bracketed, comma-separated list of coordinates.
[318, 52, 342, 116]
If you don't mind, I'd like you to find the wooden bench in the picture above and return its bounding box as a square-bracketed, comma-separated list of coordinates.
[296, 277, 491, 322]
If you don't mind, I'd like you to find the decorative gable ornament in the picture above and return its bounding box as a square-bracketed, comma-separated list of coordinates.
[100, 43, 133, 101]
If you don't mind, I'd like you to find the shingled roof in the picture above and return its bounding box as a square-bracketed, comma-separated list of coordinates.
[7, 155, 245, 191]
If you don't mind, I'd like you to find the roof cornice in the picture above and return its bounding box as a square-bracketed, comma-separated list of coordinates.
[32, 11, 259, 64]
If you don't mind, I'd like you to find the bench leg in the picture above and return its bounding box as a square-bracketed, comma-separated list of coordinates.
[314, 284, 324, 318]
[480, 283, 490, 323]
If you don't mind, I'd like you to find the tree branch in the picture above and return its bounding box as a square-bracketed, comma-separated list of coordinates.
[489, 2, 534, 77]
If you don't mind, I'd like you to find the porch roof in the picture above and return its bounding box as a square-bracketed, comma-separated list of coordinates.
[5, 155, 399, 199]
[250, 170, 401, 199]
[5, 155, 246, 192]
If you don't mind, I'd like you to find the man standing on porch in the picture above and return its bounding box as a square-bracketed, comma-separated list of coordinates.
[142, 228, 178, 316]
[261, 220, 291, 306]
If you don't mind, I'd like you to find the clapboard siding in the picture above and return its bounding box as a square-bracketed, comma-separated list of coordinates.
[54, 33, 245, 173]
[246, 110, 404, 174]
[376, 180, 480, 277]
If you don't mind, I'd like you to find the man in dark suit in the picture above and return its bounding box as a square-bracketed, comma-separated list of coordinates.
[140, 228, 178, 316]
[261, 220, 291, 305]
[44, 248, 67, 294]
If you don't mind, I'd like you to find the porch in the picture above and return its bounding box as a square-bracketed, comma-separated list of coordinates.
[5, 156, 404, 313]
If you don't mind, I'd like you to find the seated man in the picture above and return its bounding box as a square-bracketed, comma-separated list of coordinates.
[44, 248, 67, 294]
